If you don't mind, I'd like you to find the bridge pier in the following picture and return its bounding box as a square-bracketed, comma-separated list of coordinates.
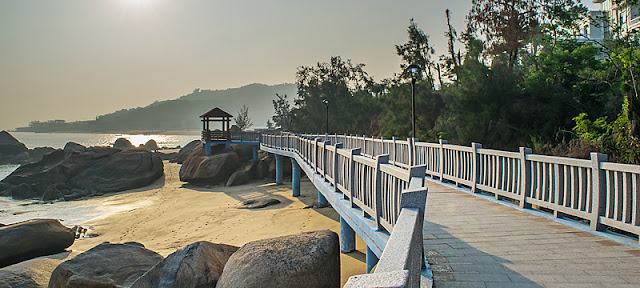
[275, 154, 284, 185]
[340, 217, 355, 253]
[292, 158, 300, 197]
[318, 190, 328, 207]
[366, 246, 379, 273]
[252, 145, 259, 161]
[204, 141, 212, 155]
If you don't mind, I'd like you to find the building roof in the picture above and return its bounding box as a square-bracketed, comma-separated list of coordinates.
[200, 107, 233, 118]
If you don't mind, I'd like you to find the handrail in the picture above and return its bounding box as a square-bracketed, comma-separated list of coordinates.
[261, 132, 428, 287]
[268, 132, 640, 243]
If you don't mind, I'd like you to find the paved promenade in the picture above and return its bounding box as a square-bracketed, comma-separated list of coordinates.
[423, 179, 640, 288]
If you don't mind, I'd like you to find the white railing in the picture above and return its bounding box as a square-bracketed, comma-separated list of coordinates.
[261, 133, 427, 287]
[287, 133, 640, 241]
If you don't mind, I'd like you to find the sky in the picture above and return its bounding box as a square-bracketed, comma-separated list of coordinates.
[0, 0, 601, 130]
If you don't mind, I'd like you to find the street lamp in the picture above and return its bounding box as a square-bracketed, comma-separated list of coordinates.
[322, 99, 329, 134]
[407, 64, 421, 139]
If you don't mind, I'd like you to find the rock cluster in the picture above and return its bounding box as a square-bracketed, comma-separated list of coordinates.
[42, 230, 339, 288]
[0, 142, 164, 201]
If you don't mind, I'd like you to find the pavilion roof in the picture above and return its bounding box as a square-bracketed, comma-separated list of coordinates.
[200, 107, 233, 118]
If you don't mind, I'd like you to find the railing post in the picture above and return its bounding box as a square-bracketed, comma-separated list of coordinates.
[314, 138, 320, 174]
[334, 143, 343, 190]
[439, 139, 447, 181]
[323, 140, 331, 180]
[519, 147, 532, 208]
[349, 148, 361, 208]
[471, 143, 481, 193]
[392, 136, 397, 164]
[374, 154, 390, 231]
[590, 152, 608, 231]
[408, 138, 417, 166]
[362, 135, 367, 157]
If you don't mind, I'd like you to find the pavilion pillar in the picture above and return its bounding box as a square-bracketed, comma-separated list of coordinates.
[252, 146, 259, 161]
[292, 158, 300, 197]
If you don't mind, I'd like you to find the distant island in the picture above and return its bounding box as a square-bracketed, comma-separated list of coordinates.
[15, 83, 296, 133]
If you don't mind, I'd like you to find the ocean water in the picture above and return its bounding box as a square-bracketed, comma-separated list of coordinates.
[0, 132, 201, 181]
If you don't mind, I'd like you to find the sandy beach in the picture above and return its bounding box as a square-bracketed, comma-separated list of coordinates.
[1, 161, 366, 286]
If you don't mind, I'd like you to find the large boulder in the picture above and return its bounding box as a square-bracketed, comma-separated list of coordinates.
[0, 219, 75, 268]
[70, 149, 164, 194]
[48, 242, 163, 288]
[113, 138, 135, 150]
[1, 146, 163, 200]
[230, 144, 254, 162]
[131, 241, 239, 288]
[226, 161, 257, 186]
[172, 140, 202, 164]
[216, 230, 340, 288]
[142, 139, 160, 152]
[179, 146, 241, 184]
[0, 131, 28, 157]
[26, 147, 57, 164]
[0, 251, 76, 288]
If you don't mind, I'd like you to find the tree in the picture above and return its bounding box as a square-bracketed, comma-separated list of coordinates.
[395, 19, 436, 86]
[467, 0, 540, 68]
[272, 94, 291, 130]
[235, 105, 253, 131]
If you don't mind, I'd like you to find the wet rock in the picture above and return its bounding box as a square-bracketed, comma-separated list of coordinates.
[131, 241, 239, 288]
[216, 230, 340, 288]
[0, 219, 75, 268]
[113, 138, 135, 150]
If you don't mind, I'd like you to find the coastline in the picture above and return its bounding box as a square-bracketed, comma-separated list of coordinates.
[1, 161, 366, 285]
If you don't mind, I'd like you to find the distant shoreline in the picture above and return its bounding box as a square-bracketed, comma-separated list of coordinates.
[10, 130, 202, 136]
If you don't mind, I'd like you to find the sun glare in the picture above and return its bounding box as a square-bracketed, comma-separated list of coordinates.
[121, 0, 152, 9]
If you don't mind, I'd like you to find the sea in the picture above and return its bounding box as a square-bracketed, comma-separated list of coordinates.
[0, 131, 201, 181]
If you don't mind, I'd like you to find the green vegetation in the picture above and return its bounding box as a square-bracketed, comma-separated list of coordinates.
[281, 0, 640, 164]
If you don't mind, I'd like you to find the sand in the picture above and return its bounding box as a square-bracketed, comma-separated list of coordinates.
[26, 161, 366, 285]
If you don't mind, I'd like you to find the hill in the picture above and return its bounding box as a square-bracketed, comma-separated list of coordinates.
[16, 83, 297, 133]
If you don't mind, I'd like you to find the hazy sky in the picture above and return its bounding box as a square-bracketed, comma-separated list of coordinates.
[0, 0, 600, 130]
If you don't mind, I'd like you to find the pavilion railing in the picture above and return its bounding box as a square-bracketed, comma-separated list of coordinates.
[284, 133, 640, 242]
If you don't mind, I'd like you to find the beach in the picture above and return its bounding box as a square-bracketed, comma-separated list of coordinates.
[1, 161, 366, 286]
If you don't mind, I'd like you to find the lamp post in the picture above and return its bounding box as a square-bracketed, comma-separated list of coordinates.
[407, 64, 421, 139]
[322, 99, 329, 134]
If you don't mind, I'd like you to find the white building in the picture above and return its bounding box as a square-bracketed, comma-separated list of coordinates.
[593, 0, 640, 34]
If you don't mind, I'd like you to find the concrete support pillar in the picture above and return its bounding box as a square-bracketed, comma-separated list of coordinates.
[204, 141, 212, 155]
[252, 145, 259, 161]
[366, 246, 379, 273]
[318, 190, 328, 206]
[224, 142, 231, 149]
[292, 158, 301, 197]
[340, 217, 355, 253]
[275, 154, 284, 185]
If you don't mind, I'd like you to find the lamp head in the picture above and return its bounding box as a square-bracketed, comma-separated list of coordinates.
[323, 99, 329, 105]
[407, 64, 421, 73]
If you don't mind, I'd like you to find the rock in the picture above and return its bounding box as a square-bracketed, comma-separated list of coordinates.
[231, 144, 254, 162]
[113, 138, 135, 150]
[63, 142, 86, 156]
[131, 241, 239, 288]
[26, 147, 57, 164]
[42, 187, 63, 201]
[179, 146, 241, 184]
[172, 140, 202, 164]
[48, 242, 163, 288]
[226, 161, 257, 186]
[0, 131, 28, 158]
[254, 157, 271, 179]
[2, 147, 163, 200]
[0, 251, 76, 288]
[239, 198, 281, 209]
[70, 149, 164, 194]
[143, 139, 160, 152]
[0, 219, 75, 268]
[10, 183, 37, 200]
[216, 230, 340, 288]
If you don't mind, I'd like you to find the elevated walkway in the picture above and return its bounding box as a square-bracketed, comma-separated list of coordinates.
[423, 179, 640, 287]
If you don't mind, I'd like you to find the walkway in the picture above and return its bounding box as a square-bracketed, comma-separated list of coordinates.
[423, 179, 640, 288]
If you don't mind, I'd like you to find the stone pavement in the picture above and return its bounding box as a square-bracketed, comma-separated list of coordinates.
[423, 179, 640, 288]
